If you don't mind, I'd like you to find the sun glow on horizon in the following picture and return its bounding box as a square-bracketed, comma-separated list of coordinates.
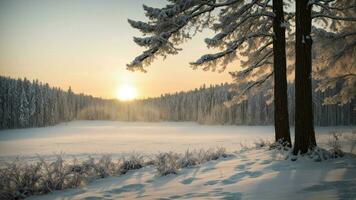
[116, 84, 138, 101]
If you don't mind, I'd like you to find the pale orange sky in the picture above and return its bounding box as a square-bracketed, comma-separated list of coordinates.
[0, 0, 235, 99]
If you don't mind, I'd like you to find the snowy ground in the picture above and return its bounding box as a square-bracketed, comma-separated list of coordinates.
[0, 121, 275, 159]
[27, 148, 356, 200]
[0, 120, 354, 162]
[0, 121, 355, 199]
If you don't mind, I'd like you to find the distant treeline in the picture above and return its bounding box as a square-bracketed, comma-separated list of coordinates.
[0, 76, 354, 129]
[123, 83, 355, 126]
[0, 76, 116, 129]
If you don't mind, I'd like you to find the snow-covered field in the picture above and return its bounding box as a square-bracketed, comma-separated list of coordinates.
[0, 121, 269, 160]
[0, 121, 355, 199]
[0, 120, 354, 161]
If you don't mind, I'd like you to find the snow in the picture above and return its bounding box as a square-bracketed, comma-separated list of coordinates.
[27, 147, 356, 200]
[0, 121, 275, 161]
[1, 121, 355, 199]
[0, 121, 354, 162]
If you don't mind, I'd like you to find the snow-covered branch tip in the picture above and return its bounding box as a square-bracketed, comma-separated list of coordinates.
[310, 0, 356, 12]
[312, 13, 356, 21]
[225, 72, 273, 106]
[127, 2, 222, 70]
[192, 32, 273, 66]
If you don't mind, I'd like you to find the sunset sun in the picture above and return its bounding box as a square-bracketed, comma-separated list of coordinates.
[116, 84, 138, 101]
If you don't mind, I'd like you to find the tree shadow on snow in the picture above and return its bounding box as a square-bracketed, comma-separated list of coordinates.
[157, 188, 242, 200]
[251, 152, 356, 199]
[301, 180, 356, 200]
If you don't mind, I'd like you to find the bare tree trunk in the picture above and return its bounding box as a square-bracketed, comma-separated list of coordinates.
[272, 0, 291, 146]
[293, 0, 317, 154]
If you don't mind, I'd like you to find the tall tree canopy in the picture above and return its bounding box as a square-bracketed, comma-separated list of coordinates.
[312, 0, 356, 105]
[128, 0, 293, 145]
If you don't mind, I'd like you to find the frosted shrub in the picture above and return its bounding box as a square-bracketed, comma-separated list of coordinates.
[347, 130, 356, 153]
[0, 159, 43, 199]
[0, 148, 232, 198]
[39, 154, 69, 192]
[199, 147, 228, 162]
[80, 156, 99, 179]
[238, 142, 251, 152]
[0, 154, 124, 199]
[65, 158, 93, 187]
[327, 131, 344, 158]
[155, 152, 180, 176]
[179, 150, 199, 168]
[95, 155, 116, 178]
[254, 139, 271, 149]
[269, 139, 291, 151]
[119, 154, 144, 174]
[309, 147, 331, 162]
[156, 147, 230, 176]
[214, 147, 228, 159]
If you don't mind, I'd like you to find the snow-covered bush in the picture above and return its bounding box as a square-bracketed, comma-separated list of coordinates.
[94, 155, 116, 178]
[197, 147, 228, 162]
[66, 158, 90, 188]
[237, 142, 252, 152]
[269, 139, 292, 152]
[269, 140, 293, 160]
[155, 152, 180, 176]
[0, 148, 232, 198]
[156, 147, 230, 176]
[0, 153, 144, 199]
[327, 131, 344, 158]
[178, 149, 199, 168]
[0, 159, 43, 199]
[80, 156, 100, 180]
[119, 154, 144, 174]
[254, 139, 272, 149]
[345, 130, 356, 153]
[309, 147, 332, 162]
[39, 154, 69, 192]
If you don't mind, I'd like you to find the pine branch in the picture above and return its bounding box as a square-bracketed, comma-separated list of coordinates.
[206, 13, 273, 47]
[311, 1, 356, 11]
[312, 13, 356, 21]
[236, 72, 273, 99]
[192, 32, 273, 66]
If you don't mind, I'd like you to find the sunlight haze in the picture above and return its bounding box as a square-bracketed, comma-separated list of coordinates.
[0, 0, 232, 99]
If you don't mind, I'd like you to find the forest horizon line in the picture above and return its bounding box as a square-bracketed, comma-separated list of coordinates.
[0, 75, 354, 130]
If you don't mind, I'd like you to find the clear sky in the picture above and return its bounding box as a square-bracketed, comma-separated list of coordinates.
[0, 0, 234, 99]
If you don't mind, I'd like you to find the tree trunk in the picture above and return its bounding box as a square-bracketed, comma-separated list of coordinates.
[293, 0, 317, 154]
[272, 0, 291, 146]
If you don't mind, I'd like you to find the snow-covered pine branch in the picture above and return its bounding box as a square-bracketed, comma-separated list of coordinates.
[128, 0, 256, 71]
[226, 72, 273, 106]
[230, 48, 273, 79]
[127, 0, 274, 71]
[312, 27, 356, 40]
[310, 0, 356, 12]
[191, 31, 273, 66]
[312, 3, 356, 106]
[127, 19, 155, 33]
[205, 13, 273, 47]
[312, 12, 356, 21]
[127, 2, 213, 71]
